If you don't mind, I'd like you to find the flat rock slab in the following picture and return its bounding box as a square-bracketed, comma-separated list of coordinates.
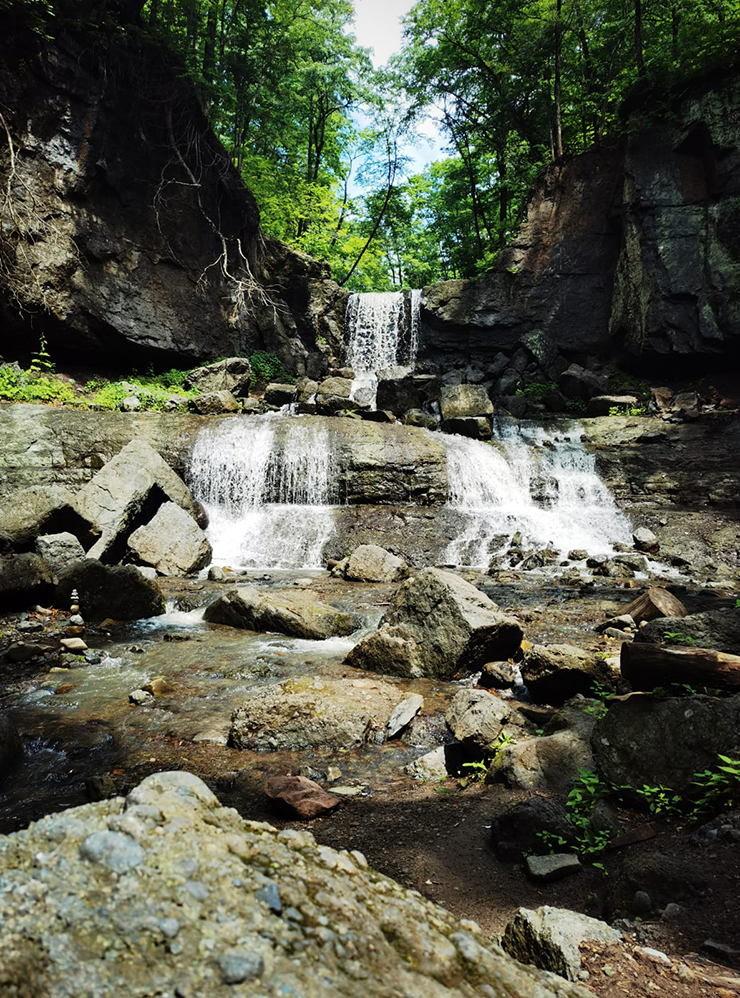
[525, 853, 582, 883]
[265, 776, 340, 819]
[386, 694, 423, 738]
[205, 585, 362, 639]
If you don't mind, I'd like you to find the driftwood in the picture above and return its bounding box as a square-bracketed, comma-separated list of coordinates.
[622, 587, 688, 624]
[621, 642, 740, 691]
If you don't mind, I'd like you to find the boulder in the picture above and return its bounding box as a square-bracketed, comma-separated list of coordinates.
[74, 439, 200, 562]
[315, 376, 352, 414]
[344, 569, 523, 680]
[502, 907, 621, 980]
[35, 532, 86, 579]
[264, 383, 297, 406]
[587, 394, 638, 416]
[491, 798, 575, 862]
[592, 693, 740, 794]
[403, 409, 440, 430]
[558, 364, 608, 400]
[183, 357, 252, 397]
[204, 586, 362, 639]
[376, 375, 440, 416]
[54, 560, 165, 621]
[0, 485, 97, 551]
[635, 608, 740, 654]
[404, 746, 449, 781]
[230, 677, 400, 750]
[441, 416, 493, 440]
[445, 689, 524, 752]
[127, 502, 212, 577]
[0, 553, 54, 607]
[495, 701, 597, 790]
[0, 770, 591, 998]
[521, 644, 611, 704]
[633, 526, 659, 553]
[190, 390, 240, 414]
[439, 384, 493, 421]
[346, 544, 409, 583]
[265, 776, 340, 819]
[386, 695, 424, 738]
[479, 661, 518, 689]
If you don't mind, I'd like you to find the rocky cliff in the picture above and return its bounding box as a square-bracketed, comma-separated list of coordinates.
[421, 69, 740, 371]
[0, 25, 346, 375]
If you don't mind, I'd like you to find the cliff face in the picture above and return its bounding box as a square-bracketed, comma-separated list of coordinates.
[0, 27, 346, 374]
[421, 70, 740, 371]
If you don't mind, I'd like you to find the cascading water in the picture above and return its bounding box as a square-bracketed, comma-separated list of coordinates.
[441, 419, 632, 568]
[189, 414, 338, 569]
[344, 290, 421, 407]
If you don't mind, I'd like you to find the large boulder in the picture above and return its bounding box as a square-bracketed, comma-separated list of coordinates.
[0, 770, 590, 997]
[74, 439, 200, 562]
[127, 502, 212, 577]
[521, 644, 612, 705]
[0, 553, 54, 607]
[54, 560, 165, 621]
[445, 689, 527, 752]
[190, 390, 240, 414]
[344, 569, 523, 680]
[635, 608, 740, 655]
[376, 375, 440, 416]
[230, 676, 401, 750]
[439, 384, 493, 421]
[592, 693, 740, 794]
[35, 532, 86, 579]
[0, 485, 96, 551]
[502, 907, 621, 981]
[204, 586, 362, 639]
[315, 376, 353, 414]
[183, 357, 252, 397]
[345, 544, 409, 583]
[495, 702, 597, 790]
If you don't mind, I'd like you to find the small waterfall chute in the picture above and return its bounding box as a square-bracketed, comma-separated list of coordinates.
[344, 289, 421, 407]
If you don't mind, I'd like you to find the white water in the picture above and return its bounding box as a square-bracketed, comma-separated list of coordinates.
[189, 414, 338, 569]
[441, 420, 632, 567]
[344, 290, 421, 407]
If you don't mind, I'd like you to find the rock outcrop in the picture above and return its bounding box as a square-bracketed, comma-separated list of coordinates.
[0, 770, 590, 997]
[205, 586, 361, 639]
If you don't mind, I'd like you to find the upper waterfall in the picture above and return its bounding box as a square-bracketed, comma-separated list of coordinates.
[344, 290, 421, 407]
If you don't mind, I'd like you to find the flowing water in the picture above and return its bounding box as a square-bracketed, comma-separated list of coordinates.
[344, 290, 421, 407]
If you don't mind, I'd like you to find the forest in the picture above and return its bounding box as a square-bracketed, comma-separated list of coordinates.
[6, 0, 740, 291]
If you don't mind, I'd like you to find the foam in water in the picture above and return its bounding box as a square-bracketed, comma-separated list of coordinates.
[441, 420, 632, 567]
[344, 290, 421, 406]
[189, 414, 338, 569]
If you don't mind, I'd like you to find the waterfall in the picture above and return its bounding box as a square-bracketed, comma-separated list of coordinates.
[441, 420, 631, 568]
[344, 290, 421, 407]
[189, 414, 338, 569]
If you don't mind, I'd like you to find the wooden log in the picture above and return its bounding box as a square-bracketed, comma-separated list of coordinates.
[621, 642, 740, 691]
[622, 587, 688, 624]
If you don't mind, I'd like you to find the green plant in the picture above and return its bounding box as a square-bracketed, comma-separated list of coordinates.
[250, 350, 292, 387]
[663, 630, 696, 646]
[563, 769, 613, 858]
[633, 783, 684, 819]
[734, 599, 740, 609]
[564, 398, 587, 415]
[29, 333, 54, 374]
[459, 731, 513, 787]
[690, 755, 740, 819]
[583, 680, 614, 720]
[515, 381, 557, 400]
[535, 829, 568, 853]
[608, 404, 647, 417]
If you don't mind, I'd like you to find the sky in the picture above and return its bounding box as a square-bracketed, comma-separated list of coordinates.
[350, 0, 446, 177]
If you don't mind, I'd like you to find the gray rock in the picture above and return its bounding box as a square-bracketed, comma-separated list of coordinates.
[376, 374, 440, 416]
[217, 950, 264, 984]
[264, 383, 297, 406]
[208, 565, 228, 581]
[521, 644, 612, 705]
[496, 703, 597, 790]
[61, 637, 88, 652]
[128, 502, 212, 577]
[525, 854, 582, 883]
[633, 526, 659, 553]
[0, 485, 96, 551]
[403, 409, 440, 430]
[502, 906, 621, 980]
[345, 569, 523, 680]
[439, 384, 494, 421]
[445, 689, 519, 752]
[54, 560, 165, 621]
[594, 614, 636, 634]
[121, 395, 141, 412]
[135, 565, 158, 580]
[204, 586, 361, 639]
[442, 416, 493, 440]
[479, 661, 517, 689]
[635, 608, 740, 654]
[0, 553, 54, 606]
[587, 395, 638, 416]
[346, 544, 409, 583]
[129, 689, 154, 705]
[79, 830, 145, 874]
[559, 364, 608, 401]
[35, 532, 86, 579]
[190, 389, 240, 414]
[184, 357, 252, 397]
[405, 746, 449, 781]
[75, 439, 199, 562]
[386, 695, 424, 739]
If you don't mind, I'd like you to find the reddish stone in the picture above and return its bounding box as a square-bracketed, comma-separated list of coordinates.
[265, 776, 340, 820]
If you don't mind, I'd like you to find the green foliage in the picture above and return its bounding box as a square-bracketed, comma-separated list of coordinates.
[29, 333, 54, 374]
[458, 731, 512, 788]
[515, 381, 557, 400]
[633, 783, 684, 819]
[583, 680, 614, 719]
[608, 404, 647, 417]
[249, 351, 292, 387]
[564, 398, 587, 415]
[663, 630, 697, 646]
[535, 829, 568, 853]
[0, 362, 77, 405]
[692, 755, 740, 817]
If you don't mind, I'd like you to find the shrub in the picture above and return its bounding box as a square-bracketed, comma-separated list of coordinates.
[250, 350, 292, 386]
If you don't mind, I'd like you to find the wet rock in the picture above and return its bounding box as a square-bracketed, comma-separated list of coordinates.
[403, 409, 440, 430]
[205, 586, 361, 639]
[376, 374, 440, 415]
[592, 693, 740, 794]
[61, 637, 88, 652]
[264, 383, 297, 406]
[35, 532, 87, 579]
[0, 553, 54, 607]
[54, 560, 165, 621]
[386, 695, 424, 739]
[595, 613, 635, 634]
[127, 502, 212, 577]
[315, 376, 352, 414]
[265, 776, 340, 819]
[491, 798, 575, 862]
[190, 389, 240, 414]
[633, 527, 659, 553]
[345, 568, 523, 681]
[135, 565, 158, 580]
[346, 544, 409, 583]
[479, 661, 517, 689]
[635, 608, 740, 654]
[525, 854, 582, 883]
[502, 906, 621, 980]
[0, 485, 97, 551]
[183, 357, 252, 397]
[442, 416, 493, 440]
[75, 439, 200, 562]
[521, 644, 611, 704]
[439, 384, 493, 421]
[129, 688, 154, 705]
[230, 677, 400, 750]
[208, 565, 228, 581]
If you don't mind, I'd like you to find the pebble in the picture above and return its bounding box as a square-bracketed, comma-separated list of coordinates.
[255, 883, 282, 915]
[79, 830, 145, 874]
[216, 951, 264, 984]
[129, 689, 154, 705]
[325, 766, 341, 782]
[60, 637, 88, 652]
[69, 614, 84, 626]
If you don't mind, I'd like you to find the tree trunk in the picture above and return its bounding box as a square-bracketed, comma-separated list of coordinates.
[621, 642, 740, 692]
[634, 0, 646, 78]
[554, 0, 564, 157]
[203, 1, 218, 85]
[623, 587, 688, 624]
